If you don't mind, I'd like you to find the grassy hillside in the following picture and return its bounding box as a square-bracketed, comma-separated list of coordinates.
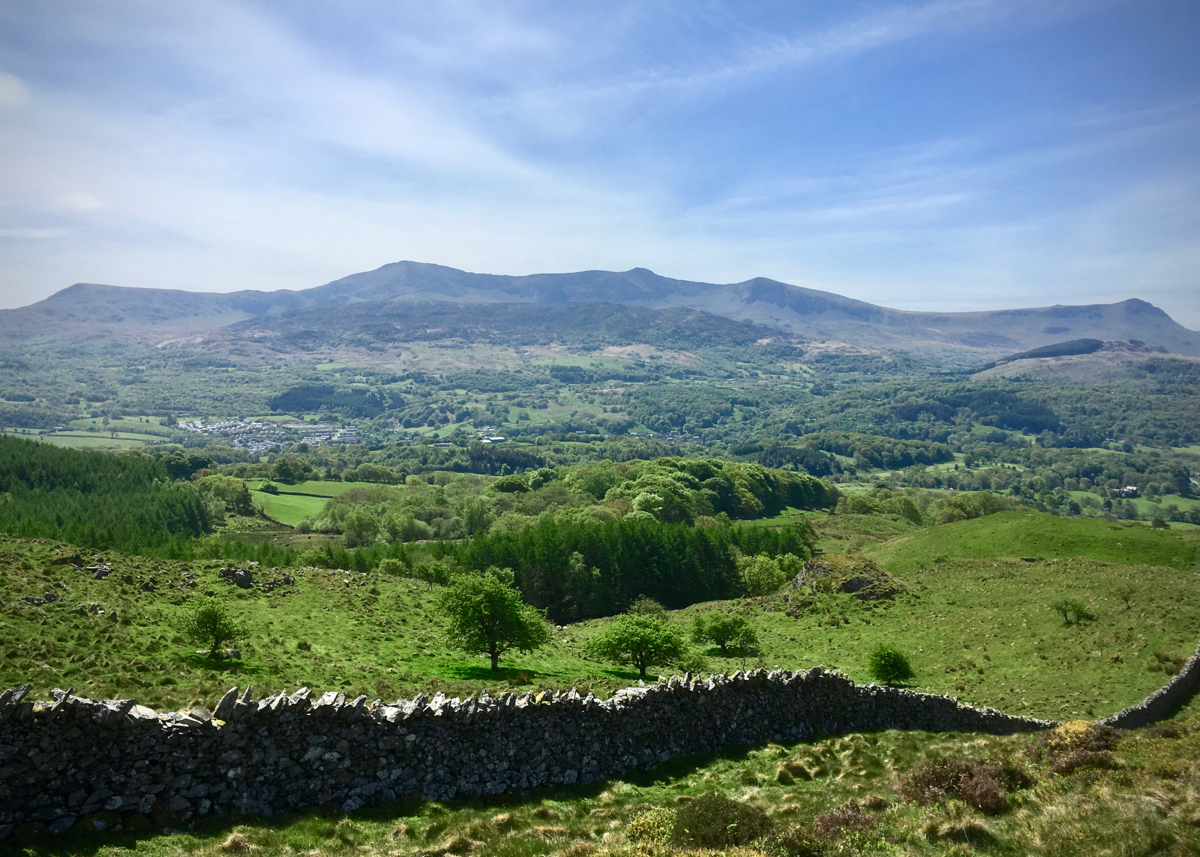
[866, 510, 1200, 573]
[4, 513, 1199, 721]
[5, 503, 1200, 855]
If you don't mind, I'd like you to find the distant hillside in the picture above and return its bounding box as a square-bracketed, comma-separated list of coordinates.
[973, 339, 1200, 382]
[218, 300, 788, 351]
[3, 261, 1198, 362]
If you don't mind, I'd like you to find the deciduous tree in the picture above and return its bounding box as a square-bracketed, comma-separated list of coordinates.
[436, 568, 550, 671]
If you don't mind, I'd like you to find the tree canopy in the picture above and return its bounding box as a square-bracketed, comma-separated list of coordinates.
[436, 568, 551, 671]
[584, 612, 686, 679]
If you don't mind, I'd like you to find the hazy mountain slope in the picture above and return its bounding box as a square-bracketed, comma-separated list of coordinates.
[0, 282, 307, 341]
[200, 300, 791, 354]
[3, 261, 1197, 361]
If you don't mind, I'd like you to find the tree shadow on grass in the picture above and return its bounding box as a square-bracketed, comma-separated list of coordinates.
[180, 653, 263, 675]
[441, 664, 546, 684]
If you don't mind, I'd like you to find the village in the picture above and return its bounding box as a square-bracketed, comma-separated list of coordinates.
[176, 419, 364, 454]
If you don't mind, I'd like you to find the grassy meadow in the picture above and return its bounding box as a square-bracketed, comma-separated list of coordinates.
[247, 480, 388, 527]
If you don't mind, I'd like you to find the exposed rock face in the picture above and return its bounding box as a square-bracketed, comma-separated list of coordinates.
[790, 556, 902, 601]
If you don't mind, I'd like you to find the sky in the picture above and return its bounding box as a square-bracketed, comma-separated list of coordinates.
[1, 1, 1198, 327]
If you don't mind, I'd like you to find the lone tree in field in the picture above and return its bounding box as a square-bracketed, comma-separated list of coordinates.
[692, 613, 760, 657]
[584, 612, 686, 679]
[436, 568, 550, 671]
[868, 644, 914, 686]
[181, 598, 245, 659]
[1050, 598, 1095, 625]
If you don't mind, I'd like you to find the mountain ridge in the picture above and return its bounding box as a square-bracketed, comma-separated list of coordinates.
[3, 261, 1198, 361]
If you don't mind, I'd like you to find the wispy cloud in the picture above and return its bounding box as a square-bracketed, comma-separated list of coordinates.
[0, 0, 1196, 328]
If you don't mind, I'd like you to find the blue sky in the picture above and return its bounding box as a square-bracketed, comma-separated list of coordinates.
[1, 0, 1198, 327]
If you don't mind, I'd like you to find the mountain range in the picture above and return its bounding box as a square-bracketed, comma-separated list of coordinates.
[3, 261, 1198, 362]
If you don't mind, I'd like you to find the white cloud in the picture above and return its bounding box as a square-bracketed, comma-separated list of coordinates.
[0, 0, 1195, 334]
[63, 193, 102, 211]
[0, 71, 29, 109]
[0, 227, 67, 240]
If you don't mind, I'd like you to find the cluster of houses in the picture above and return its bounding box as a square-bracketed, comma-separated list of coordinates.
[176, 419, 364, 452]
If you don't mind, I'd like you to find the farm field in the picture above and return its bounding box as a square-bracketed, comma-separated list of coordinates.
[246, 480, 393, 526]
[2, 429, 158, 450]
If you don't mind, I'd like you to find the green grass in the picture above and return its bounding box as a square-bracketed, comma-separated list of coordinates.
[28, 434, 152, 449]
[0, 539, 641, 713]
[5, 506, 1200, 856]
[15, 707, 1200, 855]
[4, 509, 1199, 721]
[252, 491, 329, 526]
[247, 480, 395, 526]
[68, 416, 171, 436]
[806, 511, 919, 556]
[250, 479, 389, 498]
[866, 510, 1200, 572]
[1132, 494, 1200, 515]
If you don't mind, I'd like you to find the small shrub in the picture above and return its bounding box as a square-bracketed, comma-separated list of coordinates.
[813, 800, 879, 839]
[867, 644, 914, 685]
[627, 596, 666, 617]
[627, 806, 674, 845]
[377, 557, 407, 575]
[1050, 749, 1116, 775]
[671, 793, 774, 848]
[220, 833, 254, 853]
[896, 758, 1013, 814]
[1154, 651, 1185, 676]
[771, 824, 825, 856]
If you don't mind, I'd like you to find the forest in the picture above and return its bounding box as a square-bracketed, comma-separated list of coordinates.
[0, 435, 210, 551]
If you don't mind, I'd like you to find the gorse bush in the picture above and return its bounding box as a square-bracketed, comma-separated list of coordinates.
[670, 793, 774, 848]
[626, 806, 674, 845]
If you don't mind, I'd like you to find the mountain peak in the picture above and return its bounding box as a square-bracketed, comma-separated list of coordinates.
[4, 262, 1198, 359]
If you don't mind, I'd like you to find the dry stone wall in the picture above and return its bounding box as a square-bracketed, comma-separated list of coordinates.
[1099, 640, 1200, 729]
[0, 667, 1054, 839]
